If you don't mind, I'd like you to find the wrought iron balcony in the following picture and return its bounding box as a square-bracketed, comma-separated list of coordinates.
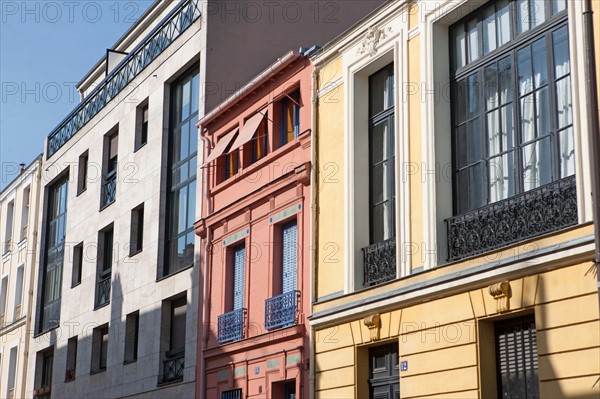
[101, 176, 117, 208]
[363, 238, 397, 287]
[96, 274, 111, 307]
[46, 0, 201, 158]
[446, 176, 578, 261]
[264, 290, 300, 330]
[218, 308, 246, 344]
[161, 354, 184, 383]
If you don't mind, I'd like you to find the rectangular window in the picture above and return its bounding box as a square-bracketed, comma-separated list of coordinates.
[40, 176, 68, 332]
[77, 151, 88, 195]
[495, 315, 539, 398]
[95, 226, 113, 308]
[65, 336, 77, 382]
[161, 296, 186, 383]
[280, 89, 300, 146]
[34, 348, 53, 395]
[124, 311, 139, 363]
[224, 150, 239, 180]
[451, 0, 572, 215]
[71, 242, 83, 287]
[4, 200, 14, 253]
[13, 265, 24, 320]
[252, 118, 269, 163]
[165, 68, 198, 277]
[281, 221, 298, 294]
[169, 297, 186, 356]
[135, 101, 149, 150]
[91, 324, 109, 373]
[101, 131, 118, 209]
[129, 204, 144, 256]
[20, 186, 30, 241]
[0, 276, 8, 324]
[229, 244, 245, 312]
[7, 346, 18, 396]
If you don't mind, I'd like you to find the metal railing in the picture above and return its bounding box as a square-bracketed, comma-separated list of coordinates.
[446, 176, 578, 261]
[363, 238, 397, 287]
[218, 308, 246, 344]
[161, 354, 184, 383]
[101, 176, 117, 208]
[264, 290, 300, 330]
[46, 0, 202, 158]
[96, 274, 111, 307]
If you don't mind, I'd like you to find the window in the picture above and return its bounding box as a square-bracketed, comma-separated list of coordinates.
[65, 336, 77, 382]
[252, 117, 269, 162]
[218, 244, 246, 343]
[77, 151, 88, 195]
[7, 346, 17, 397]
[229, 244, 245, 312]
[129, 204, 144, 256]
[40, 176, 68, 332]
[95, 226, 113, 308]
[280, 89, 300, 146]
[0, 276, 8, 325]
[20, 186, 30, 241]
[71, 242, 83, 287]
[34, 348, 53, 397]
[368, 343, 399, 399]
[495, 315, 539, 398]
[4, 200, 14, 254]
[451, 0, 571, 215]
[221, 388, 242, 399]
[161, 296, 186, 383]
[135, 101, 149, 150]
[165, 68, 198, 277]
[124, 311, 139, 363]
[101, 131, 118, 208]
[14, 265, 24, 320]
[272, 381, 296, 399]
[91, 325, 109, 373]
[223, 150, 239, 180]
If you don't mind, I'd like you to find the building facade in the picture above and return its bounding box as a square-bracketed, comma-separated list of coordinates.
[310, 1, 600, 398]
[0, 156, 42, 399]
[194, 52, 313, 399]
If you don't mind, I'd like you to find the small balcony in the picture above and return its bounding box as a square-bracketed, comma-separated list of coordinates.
[95, 272, 111, 308]
[363, 238, 396, 287]
[265, 290, 300, 330]
[218, 308, 246, 344]
[161, 354, 184, 384]
[101, 175, 117, 208]
[446, 176, 578, 261]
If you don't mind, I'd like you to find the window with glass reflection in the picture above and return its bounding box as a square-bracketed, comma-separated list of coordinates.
[252, 118, 269, 162]
[451, 0, 571, 215]
[165, 68, 199, 277]
[369, 64, 395, 244]
[280, 90, 300, 146]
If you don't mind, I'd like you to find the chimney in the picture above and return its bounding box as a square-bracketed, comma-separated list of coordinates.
[19, 163, 26, 175]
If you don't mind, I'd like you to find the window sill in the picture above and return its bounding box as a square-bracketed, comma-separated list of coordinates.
[129, 249, 143, 258]
[94, 301, 110, 311]
[134, 142, 148, 153]
[123, 359, 137, 366]
[89, 368, 106, 376]
[71, 282, 81, 289]
[99, 200, 115, 212]
[33, 325, 59, 339]
[156, 377, 184, 388]
[76, 188, 87, 197]
[156, 263, 193, 282]
[64, 377, 75, 383]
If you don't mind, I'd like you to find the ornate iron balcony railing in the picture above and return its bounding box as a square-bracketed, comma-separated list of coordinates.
[161, 354, 184, 383]
[446, 176, 578, 261]
[46, 0, 201, 158]
[96, 274, 111, 307]
[363, 238, 397, 287]
[264, 290, 300, 330]
[101, 176, 117, 208]
[218, 308, 246, 344]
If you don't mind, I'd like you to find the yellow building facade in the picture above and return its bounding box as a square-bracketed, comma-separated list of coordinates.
[310, 1, 600, 398]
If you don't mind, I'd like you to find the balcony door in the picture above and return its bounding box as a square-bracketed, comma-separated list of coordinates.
[281, 221, 297, 293]
[232, 245, 245, 311]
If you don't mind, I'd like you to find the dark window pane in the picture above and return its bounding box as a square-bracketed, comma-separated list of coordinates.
[455, 25, 466, 69]
[531, 39, 548, 88]
[483, 5, 497, 55]
[498, 57, 513, 104]
[522, 137, 552, 191]
[535, 87, 550, 136]
[556, 77, 572, 129]
[467, 18, 479, 63]
[180, 123, 190, 161]
[497, 0, 511, 47]
[517, 46, 533, 95]
[487, 110, 500, 156]
[489, 151, 516, 202]
[181, 80, 191, 121]
[467, 73, 481, 118]
[370, 66, 394, 115]
[456, 78, 467, 124]
[187, 181, 196, 229]
[191, 73, 199, 114]
[559, 127, 575, 178]
[553, 26, 570, 78]
[484, 64, 499, 111]
[520, 93, 536, 143]
[517, 0, 531, 35]
[372, 202, 393, 243]
[501, 104, 515, 150]
[552, 0, 566, 14]
[531, 0, 547, 29]
[178, 186, 188, 235]
[372, 163, 385, 204]
[457, 163, 485, 213]
[371, 122, 389, 163]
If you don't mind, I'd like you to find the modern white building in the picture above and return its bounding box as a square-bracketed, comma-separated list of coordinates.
[0, 156, 43, 399]
[22, 1, 387, 398]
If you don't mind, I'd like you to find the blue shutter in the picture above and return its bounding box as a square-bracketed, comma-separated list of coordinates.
[282, 221, 297, 293]
[233, 245, 245, 310]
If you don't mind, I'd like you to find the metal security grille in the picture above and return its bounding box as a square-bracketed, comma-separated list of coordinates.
[221, 388, 242, 399]
[495, 315, 539, 399]
[233, 245, 245, 310]
[282, 221, 298, 293]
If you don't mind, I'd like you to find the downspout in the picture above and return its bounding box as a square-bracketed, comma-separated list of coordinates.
[582, 0, 600, 311]
[198, 129, 213, 399]
[308, 66, 319, 399]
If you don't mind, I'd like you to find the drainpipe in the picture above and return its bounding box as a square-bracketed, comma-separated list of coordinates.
[582, 0, 600, 311]
[198, 129, 213, 399]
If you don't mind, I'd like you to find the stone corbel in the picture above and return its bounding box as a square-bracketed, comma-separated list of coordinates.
[363, 314, 381, 341]
[488, 281, 510, 313]
[294, 162, 311, 185]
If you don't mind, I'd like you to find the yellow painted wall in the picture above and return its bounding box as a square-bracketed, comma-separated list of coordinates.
[408, 4, 419, 31]
[313, 261, 600, 399]
[316, 56, 345, 299]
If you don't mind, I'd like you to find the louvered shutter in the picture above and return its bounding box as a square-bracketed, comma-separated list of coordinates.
[281, 221, 297, 293]
[233, 246, 245, 310]
[170, 297, 187, 355]
[495, 315, 539, 399]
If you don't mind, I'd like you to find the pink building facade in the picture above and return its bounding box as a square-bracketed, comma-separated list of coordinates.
[195, 52, 313, 399]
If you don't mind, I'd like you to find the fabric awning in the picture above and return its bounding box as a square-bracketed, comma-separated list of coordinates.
[204, 128, 238, 164]
[227, 110, 266, 152]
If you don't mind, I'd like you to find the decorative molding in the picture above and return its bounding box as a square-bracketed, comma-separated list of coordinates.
[357, 26, 393, 57]
[488, 281, 511, 313]
[363, 314, 381, 341]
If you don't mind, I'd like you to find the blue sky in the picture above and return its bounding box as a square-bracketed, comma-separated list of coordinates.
[0, 0, 154, 190]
